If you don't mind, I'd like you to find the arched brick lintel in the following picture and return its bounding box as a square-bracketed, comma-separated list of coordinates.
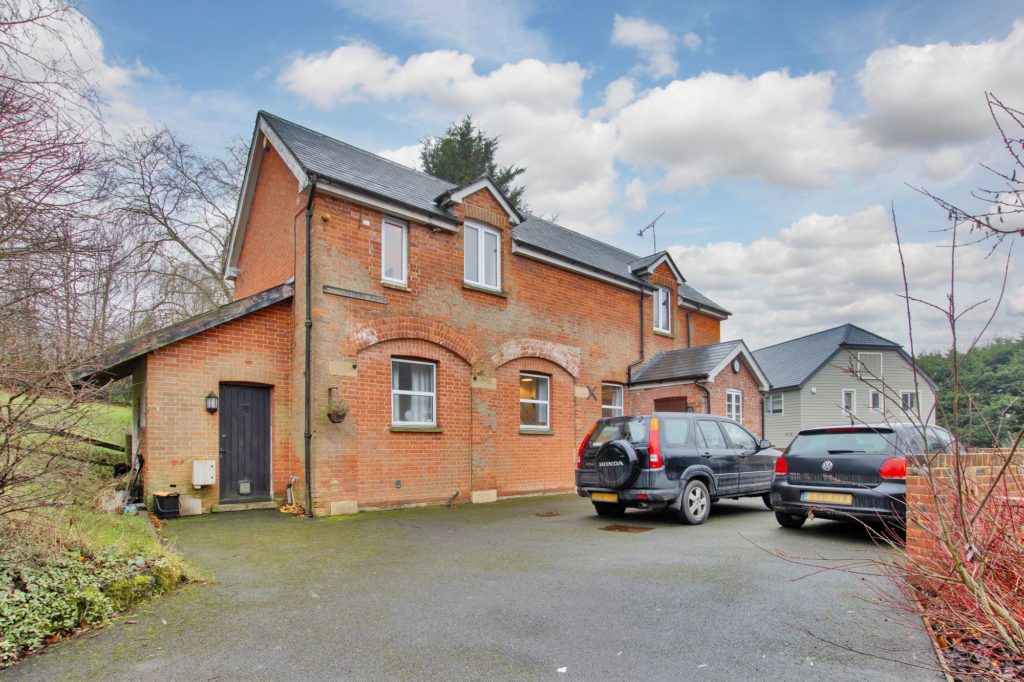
[493, 339, 581, 378]
[347, 317, 480, 368]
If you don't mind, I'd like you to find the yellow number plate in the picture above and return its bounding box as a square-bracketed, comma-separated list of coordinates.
[803, 491, 853, 505]
[592, 492, 618, 503]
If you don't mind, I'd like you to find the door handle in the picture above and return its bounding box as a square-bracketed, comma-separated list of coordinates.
[702, 452, 711, 457]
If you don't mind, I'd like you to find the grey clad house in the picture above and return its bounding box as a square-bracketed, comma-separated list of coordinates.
[753, 324, 938, 447]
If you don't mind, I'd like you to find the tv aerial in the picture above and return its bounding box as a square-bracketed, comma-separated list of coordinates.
[636, 212, 665, 253]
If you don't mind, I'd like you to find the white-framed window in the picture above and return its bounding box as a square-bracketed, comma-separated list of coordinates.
[520, 373, 550, 429]
[901, 391, 919, 411]
[381, 217, 408, 285]
[869, 390, 883, 412]
[391, 359, 436, 426]
[653, 286, 671, 333]
[842, 389, 856, 414]
[764, 394, 783, 415]
[726, 389, 743, 423]
[464, 221, 500, 290]
[601, 383, 623, 418]
[857, 352, 883, 379]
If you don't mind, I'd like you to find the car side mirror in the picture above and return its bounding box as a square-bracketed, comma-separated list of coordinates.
[758, 439, 772, 450]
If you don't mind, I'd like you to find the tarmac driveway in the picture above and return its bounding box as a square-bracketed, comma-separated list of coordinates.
[6, 495, 938, 681]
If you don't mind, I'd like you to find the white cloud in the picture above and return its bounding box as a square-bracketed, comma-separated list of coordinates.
[588, 77, 636, 120]
[279, 44, 621, 235]
[624, 179, 647, 211]
[681, 32, 702, 51]
[611, 15, 678, 79]
[858, 20, 1024, 148]
[923, 147, 969, 180]
[615, 70, 883, 188]
[377, 144, 422, 170]
[331, 0, 548, 63]
[671, 205, 1019, 351]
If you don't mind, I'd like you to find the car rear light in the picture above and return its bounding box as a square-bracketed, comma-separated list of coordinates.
[576, 424, 596, 469]
[879, 457, 907, 480]
[774, 456, 788, 476]
[648, 417, 663, 469]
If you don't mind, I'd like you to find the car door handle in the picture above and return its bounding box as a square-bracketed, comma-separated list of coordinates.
[702, 452, 711, 457]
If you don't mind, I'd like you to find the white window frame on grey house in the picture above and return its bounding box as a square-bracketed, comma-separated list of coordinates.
[857, 352, 883, 379]
[464, 221, 501, 291]
[391, 359, 436, 427]
[842, 389, 856, 414]
[869, 390, 883, 412]
[520, 373, 550, 430]
[726, 389, 743, 423]
[653, 286, 671, 333]
[901, 391, 919, 411]
[602, 383, 624, 418]
[381, 216, 408, 285]
[764, 393, 783, 415]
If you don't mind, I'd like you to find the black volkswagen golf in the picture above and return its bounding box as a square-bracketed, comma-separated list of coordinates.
[770, 422, 955, 529]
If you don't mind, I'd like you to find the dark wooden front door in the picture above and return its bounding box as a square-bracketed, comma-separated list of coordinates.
[654, 396, 688, 412]
[219, 384, 271, 503]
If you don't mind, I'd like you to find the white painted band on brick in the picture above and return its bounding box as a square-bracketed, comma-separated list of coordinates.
[329, 500, 358, 515]
[470, 490, 498, 504]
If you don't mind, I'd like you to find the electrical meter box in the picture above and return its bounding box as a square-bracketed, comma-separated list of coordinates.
[191, 460, 216, 487]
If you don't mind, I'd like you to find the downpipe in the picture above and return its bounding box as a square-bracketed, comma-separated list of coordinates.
[303, 174, 318, 517]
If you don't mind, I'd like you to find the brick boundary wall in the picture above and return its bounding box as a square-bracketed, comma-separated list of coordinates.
[906, 448, 1024, 570]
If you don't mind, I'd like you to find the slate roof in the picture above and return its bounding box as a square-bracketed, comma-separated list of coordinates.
[259, 112, 728, 316]
[75, 282, 295, 384]
[261, 112, 456, 222]
[752, 324, 905, 391]
[631, 340, 744, 384]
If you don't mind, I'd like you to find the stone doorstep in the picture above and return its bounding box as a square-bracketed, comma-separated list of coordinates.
[211, 500, 279, 513]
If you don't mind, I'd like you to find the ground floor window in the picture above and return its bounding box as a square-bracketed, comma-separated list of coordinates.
[726, 389, 743, 422]
[870, 390, 883, 412]
[601, 383, 623, 418]
[901, 391, 918, 411]
[842, 389, 855, 414]
[764, 393, 783, 415]
[392, 359, 436, 426]
[520, 373, 550, 429]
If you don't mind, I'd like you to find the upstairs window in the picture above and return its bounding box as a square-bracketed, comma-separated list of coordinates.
[381, 217, 408, 285]
[392, 359, 435, 426]
[464, 222, 500, 290]
[653, 287, 671, 333]
[601, 384, 623, 418]
[857, 352, 883, 379]
[520, 373, 550, 430]
[870, 390, 883, 412]
[726, 389, 743, 422]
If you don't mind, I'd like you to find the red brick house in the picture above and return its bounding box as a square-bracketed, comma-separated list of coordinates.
[81, 112, 768, 515]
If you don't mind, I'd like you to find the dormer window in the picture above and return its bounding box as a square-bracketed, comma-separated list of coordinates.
[464, 221, 500, 290]
[653, 286, 671, 333]
[381, 217, 407, 285]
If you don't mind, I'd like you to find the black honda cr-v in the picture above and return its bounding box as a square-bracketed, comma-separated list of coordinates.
[575, 413, 779, 524]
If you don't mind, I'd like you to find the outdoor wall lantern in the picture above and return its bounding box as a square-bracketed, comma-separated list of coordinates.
[205, 391, 219, 414]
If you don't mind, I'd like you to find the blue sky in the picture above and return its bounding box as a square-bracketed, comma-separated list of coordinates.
[75, 0, 1024, 349]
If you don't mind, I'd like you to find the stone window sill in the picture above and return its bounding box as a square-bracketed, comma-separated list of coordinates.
[519, 428, 555, 436]
[653, 329, 674, 339]
[390, 426, 444, 433]
[382, 281, 411, 292]
[462, 282, 508, 298]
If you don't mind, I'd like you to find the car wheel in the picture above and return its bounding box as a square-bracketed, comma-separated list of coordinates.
[775, 511, 807, 529]
[675, 479, 710, 525]
[593, 502, 627, 517]
[761, 493, 773, 510]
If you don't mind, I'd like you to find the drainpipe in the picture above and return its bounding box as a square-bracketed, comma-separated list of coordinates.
[696, 379, 712, 414]
[626, 288, 647, 385]
[303, 174, 318, 517]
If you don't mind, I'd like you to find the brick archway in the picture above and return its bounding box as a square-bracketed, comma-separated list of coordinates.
[492, 338, 581, 378]
[347, 317, 480, 368]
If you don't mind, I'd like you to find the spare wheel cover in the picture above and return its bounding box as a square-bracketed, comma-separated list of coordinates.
[595, 440, 640, 489]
